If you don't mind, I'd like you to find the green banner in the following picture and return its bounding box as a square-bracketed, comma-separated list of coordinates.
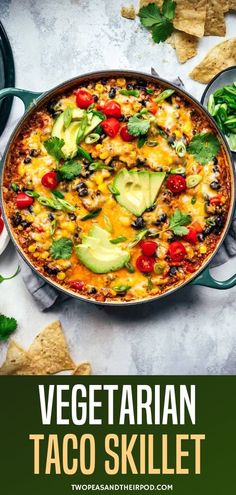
[0, 376, 235, 494]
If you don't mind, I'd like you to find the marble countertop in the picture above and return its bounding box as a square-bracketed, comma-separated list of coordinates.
[0, 0, 236, 374]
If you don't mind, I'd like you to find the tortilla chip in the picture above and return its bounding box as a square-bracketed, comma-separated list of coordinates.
[229, 0, 236, 9]
[204, 1, 226, 36]
[139, 0, 162, 7]
[166, 32, 176, 48]
[0, 341, 29, 375]
[174, 0, 207, 38]
[73, 362, 92, 376]
[174, 31, 198, 63]
[189, 38, 236, 83]
[27, 320, 75, 375]
[121, 5, 136, 19]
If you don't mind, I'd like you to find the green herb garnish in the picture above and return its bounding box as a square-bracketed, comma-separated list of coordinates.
[137, 135, 147, 148]
[11, 183, 19, 192]
[147, 277, 153, 291]
[108, 184, 120, 196]
[138, 0, 176, 44]
[63, 108, 72, 129]
[169, 209, 192, 236]
[113, 285, 131, 294]
[50, 237, 73, 260]
[25, 190, 40, 198]
[187, 133, 220, 165]
[37, 195, 75, 212]
[80, 208, 102, 221]
[191, 196, 197, 205]
[52, 190, 65, 199]
[0, 265, 20, 284]
[76, 112, 88, 144]
[146, 88, 154, 95]
[77, 146, 93, 162]
[207, 83, 236, 150]
[0, 314, 17, 340]
[128, 115, 150, 137]
[89, 162, 113, 172]
[124, 261, 135, 273]
[155, 88, 175, 102]
[57, 160, 82, 181]
[110, 236, 127, 244]
[44, 137, 65, 161]
[128, 229, 148, 248]
[120, 89, 140, 97]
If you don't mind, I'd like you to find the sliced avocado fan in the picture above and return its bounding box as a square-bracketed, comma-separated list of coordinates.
[76, 225, 130, 274]
[113, 169, 166, 216]
[52, 108, 102, 159]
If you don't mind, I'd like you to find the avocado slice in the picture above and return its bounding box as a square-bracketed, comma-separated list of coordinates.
[76, 225, 130, 274]
[113, 169, 165, 216]
[51, 109, 102, 159]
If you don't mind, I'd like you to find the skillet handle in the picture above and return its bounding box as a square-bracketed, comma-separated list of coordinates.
[191, 267, 236, 289]
[0, 88, 42, 110]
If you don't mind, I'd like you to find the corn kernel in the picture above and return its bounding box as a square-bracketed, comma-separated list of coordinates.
[41, 251, 49, 259]
[98, 183, 108, 194]
[86, 180, 94, 189]
[100, 151, 109, 160]
[117, 78, 126, 87]
[67, 222, 76, 233]
[95, 144, 102, 150]
[33, 252, 40, 258]
[26, 214, 34, 223]
[95, 83, 104, 93]
[133, 102, 142, 112]
[120, 216, 130, 226]
[57, 271, 66, 281]
[199, 245, 207, 254]
[28, 243, 37, 253]
[129, 151, 136, 160]
[18, 163, 25, 177]
[34, 204, 41, 214]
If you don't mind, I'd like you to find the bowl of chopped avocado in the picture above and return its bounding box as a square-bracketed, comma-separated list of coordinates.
[201, 66, 236, 156]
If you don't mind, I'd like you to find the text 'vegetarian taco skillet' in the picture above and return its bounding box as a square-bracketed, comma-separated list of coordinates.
[0, 71, 236, 305]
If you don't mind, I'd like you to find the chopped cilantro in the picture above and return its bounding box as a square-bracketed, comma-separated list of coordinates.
[187, 133, 220, 165]
[57, 160, 82, 181]
[128, 115, 150, 137]
[50, 237, 73, 260]
[169, 209, 192, 236]
[138, 0, 176, 44]
[44, 137, 65, 161]
[0, 315, 17, 340]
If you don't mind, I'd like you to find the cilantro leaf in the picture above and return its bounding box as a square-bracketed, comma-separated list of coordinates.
[152, 18, 173, 43]
[169, 209, 192, 236]
[57, 160, 82, 181]
[162, 0, 176, 21]
[0, 315, 17, 340]
[138, 3, 162, 27]
[50, 237, 73, 260]
[187, 133, 220, 166]
[128, 115, 150, 137]
[44, 137, 65, 161]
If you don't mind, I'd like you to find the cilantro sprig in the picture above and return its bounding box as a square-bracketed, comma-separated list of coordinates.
[0, 315, 17, 340]
[128, 115, 150, 137]
[50, 237, 73, 260]
[57, 160, 82, 181]
[187, 133, 220, 165]
[44, 137, 65, 161]
[169, 209, 192, 236]
[138, 0, 176, 44]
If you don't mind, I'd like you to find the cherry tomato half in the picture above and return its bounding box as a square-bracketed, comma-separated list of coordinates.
[103, 101, 122, 118]
[76, 89, 94, 109]
[0, 217, 4, 234]
[183, 227, 198, 245]
[210, 195, 222, 206]
[166, 175, 186, 194]
[148, 103, 158, 115]
[16, 192, 34, 210]
[168, 241, 186, 262]
[41, 171, 59, 189]
[136, 255, 155, 273]
[120, 125, 135, 142]
[101, 118, 120, 138]
[140, 240, 157, 256]
[183, 261, 196, 274]
[69, 280, 85, 291]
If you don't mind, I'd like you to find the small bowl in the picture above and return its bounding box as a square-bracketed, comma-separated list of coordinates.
[201, 66, 236, 157]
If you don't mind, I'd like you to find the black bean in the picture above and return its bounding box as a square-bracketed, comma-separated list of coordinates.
[19, 150, 25, 156]
[118, 115, 127, 122]
[168, 234, 178, 243]
[44, 264, 59, 276]
[141, 100, 147, 107]
[210, 180, 221, 190]
[21, 220, 31, 229]
[48, 213, 54, 221]
[203, 226, 213, 237]
[198, 233, 204, 242]
[29, 149, 40, 157]
[109, 88, 116, 99]
[169, 267, 177, 276]
[101, 78, 107, 84]
[146, 204, 156, 212]
[11, 213, 22, 227]
[23, 156, 32, 164]
[69, 213, 76, 221]
[28, 205, 34, 213]
[93, 94, 98, 102]
[159, 213, 167, 222]
[136, 158, 146, 167]
[167, 134, 176, 145]
[89, 287, 97, 294]
[126, 83, 133, 90]
[213, 157, 218, 165]
[131, 217, 146, 230]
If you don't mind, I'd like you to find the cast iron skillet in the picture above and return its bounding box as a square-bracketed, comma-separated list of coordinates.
[0, 70, 236, 306]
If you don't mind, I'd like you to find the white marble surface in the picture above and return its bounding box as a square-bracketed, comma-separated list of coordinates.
[0, 0, 236, 374]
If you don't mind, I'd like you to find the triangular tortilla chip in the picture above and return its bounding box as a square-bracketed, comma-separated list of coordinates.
[0, 340, 29, 375]
[73, 362, 92, 376]
[174, 31, 198, 63]
[174, 0, 207, 38]
[189, 38, 236, 83]
[27, 320, 75, 375]
[204, 0, 226, 36]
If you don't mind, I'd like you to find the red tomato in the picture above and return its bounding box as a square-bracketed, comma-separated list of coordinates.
[16, 192, 34, 210]
[166, 175, 186, 194]
[101, 118, 120, 137]
[120, 125, 135, 142]
[149, 103, 158, 115]
[41, 171, 59, 189]
[169, 241, 186, 262]
[76, 89, 94, 109]
[136, 255, 155, 273]
[0, 206, 2, 216]
[0, 217, 4, 234]
[103, 101, 122, 118]
[210, 196, 222, 206]
[191, 221, 203, 233]
[69, 280, 85, 291]
[140, 240, 157, 256]
[183, 261, 196, 273]
[183, 227, 198, 245]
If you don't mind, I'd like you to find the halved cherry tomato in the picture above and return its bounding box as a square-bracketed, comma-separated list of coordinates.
[183, 261, 196, 273]
[120, 125, 135, 142]
[183, 227, 198, 245]
[0, 217, 4, 234]
[41, 171, 59, 189]
[69, 280, 85, 291]
[136, 255, 155, 273]
[101, 118, 120, 137]
[140, 240, 157, 256]
[166, 175, 186, 194]
[76, 89, 94, 109]
[16, 192, 34, 210]
[148, 103, 158, 115]
[169, 241, 186, 262]
[210, 195, 222, 206]
[103, 101, 122, 118]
